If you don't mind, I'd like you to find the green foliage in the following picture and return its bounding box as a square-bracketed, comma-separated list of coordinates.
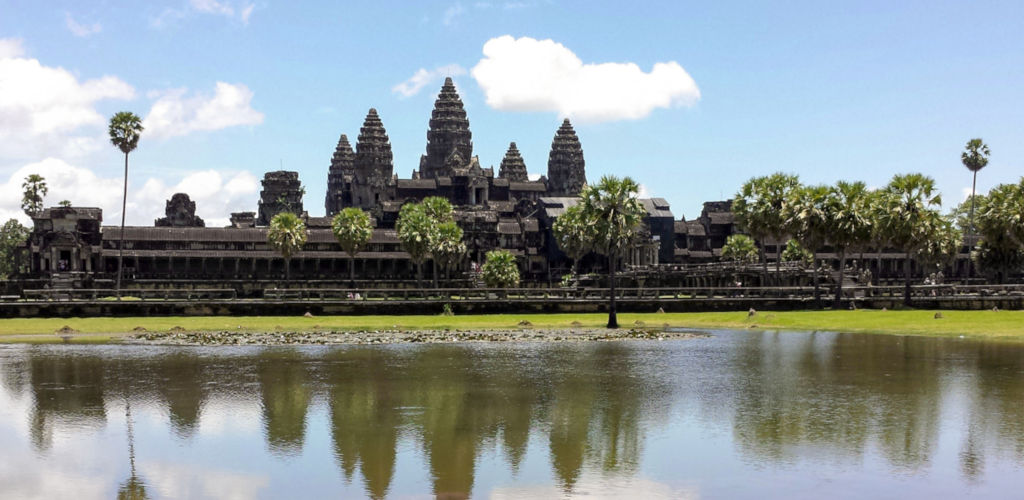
[580, 175, 645, 258]
[949, 195, 985, 234]
[826, 181, 873, 255]
[973, 178, 1024, 279]
[430, 220, 466, 277]
[481, 250, 520, 288]
[398, 199, 466, 286]
[782, 184, 830, 256]
[21, 174, 47, 217]
[108, 111, 144, 155]
[58, 200, 72, 208]
[551, 203, 594, 272]
[721, 234, 759, 263]
[0, 219, 30, 279]
[421, 196, 454, 223]
[396, 203, 433, 268]
[781, 239, 813, 265]
[961, 138, 990, 173]
[267, 212, 308, 260]
[874, 173, 943, 256]
[917, 216, 962, 272]
[332, 208, 373, 258]
[441, 303, 454, 316]
[733, 172, 801, 245]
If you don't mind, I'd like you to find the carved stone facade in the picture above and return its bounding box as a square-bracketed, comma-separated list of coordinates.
[351, 109, 394, 209]
[420, 77, 474, 180]
[325, 134, 355, 216]
[498, 142, 529, 182]
[546, 119, 586, 197]
[257, 171, 305, 226]
[155, 193, 205, 227]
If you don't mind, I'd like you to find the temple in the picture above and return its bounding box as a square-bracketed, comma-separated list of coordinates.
[16, 78, 968, 291]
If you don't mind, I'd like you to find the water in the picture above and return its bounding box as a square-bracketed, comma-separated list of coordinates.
[1, 331, 1023, 499]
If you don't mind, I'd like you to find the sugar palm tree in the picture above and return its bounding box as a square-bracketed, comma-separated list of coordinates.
[580, 175, 645, 328]
[108, 111, 144, 298]
[721, 234, 759, 263]
[21, 174, 48, 217]
[734, 173, 801, 283]
[782, 184, 830, 304]
[826, 181, 872, 307]
[268, 212, 308, 285]
[430, 221, 466, 287]
[332, 207, 373, 286]
[961, 138, 990, 235]
[874, 173, 943, 305]
[396, 202, 433, 288]
[551, 203, 594, 277]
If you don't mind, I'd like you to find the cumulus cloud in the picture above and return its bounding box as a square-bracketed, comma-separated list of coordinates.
[471, 35, 700, 123]
[144, 82, 264, 139]
[392, 64, 467, 98]
[0, 159, 259, 227]
[64, 13, 102, 37]
[0, 41, 134, 160]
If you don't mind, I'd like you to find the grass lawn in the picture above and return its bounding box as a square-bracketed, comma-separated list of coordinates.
[1, 310, 1022, 343]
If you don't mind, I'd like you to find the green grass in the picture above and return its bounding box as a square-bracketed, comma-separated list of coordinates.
[0, 310, 1022, 343]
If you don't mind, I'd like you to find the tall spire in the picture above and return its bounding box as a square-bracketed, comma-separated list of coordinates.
[546, 119, 586, 196]
[420, 77, 472, 179]
[325, 134, 354, 216]
[353, 108, 393, 208]
[499, 142, 529, 182]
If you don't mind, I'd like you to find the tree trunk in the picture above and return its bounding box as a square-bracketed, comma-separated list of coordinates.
[760, 245, 768, 287]
[285, 256, 291, 287]
[349, 254, 355, 287]
[967, 170, 978, 284]
[432, 259, 439, 289]
[875, 244, 883, 286]
[607, 251, 618, 329]
[415, 260, 423, 288]
[116, 152, 128, 299]
[834, 249, 846, 308]
[775, 238, 782, 281]
[812, 251, 820, 307]
[903, 254, 912, 307]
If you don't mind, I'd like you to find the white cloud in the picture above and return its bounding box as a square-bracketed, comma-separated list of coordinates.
[141, 460, 269, 500]
[638, 183, 650, 198]
[471, 35, 701, 123]
[392, 64, 468, 98]
[153, 0, 255, 27]
[0, 159, 259, 227]
[144, 82, 264, 139]
[0, 43, 135, 161]
[443, 3, 465, 25]
[0, 37, 24, 58]
[64, 13, 102, 37]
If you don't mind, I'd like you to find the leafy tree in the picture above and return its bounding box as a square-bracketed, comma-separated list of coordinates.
[781, 239, 813, 266]
[396, 202, 433, 287]
[268, 212, 308, 284]
[481, 249, 519, 288]
[783, 184, 830, 303]
[430, 221, 466, 286]
[949, 194, 985, 234]
[421, 196, 456, 287]
[874, 173, 944, 305]
[734, 173, 801, 282]
[973, 178, 1024, 282]
[331, 207, 373, 286]
[108, 111, 144, 297]
[826, 181, 873, 306]
[580, 175, 645, 328]
[917, 216, 962, 277]
[961, 138, 990, 235]
[58, 200, 72, 208]
[721, 234, 759, 263]
[551, 203, 594, 276]
[0, 219, 30, 279]
[21, 174, 47, 217]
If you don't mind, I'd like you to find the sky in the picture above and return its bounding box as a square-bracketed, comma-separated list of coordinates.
[1, 0, 1022, 227]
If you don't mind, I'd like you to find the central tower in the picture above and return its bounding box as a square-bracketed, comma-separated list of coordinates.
[420, 77, 473, 179]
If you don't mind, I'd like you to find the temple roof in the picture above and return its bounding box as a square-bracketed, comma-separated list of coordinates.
[355, 108, 393, 185]
[422, 77, 472, 179]
[546, 118, 586, 196]
[498, 142, 529, 182]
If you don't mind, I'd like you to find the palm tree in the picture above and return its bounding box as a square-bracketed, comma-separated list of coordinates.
[961, 138, 991, 235]
[268, 212, 308, 285]
[551, 203, 594, 278]
[21, 174, 48, 217]
[430, 221, 466, 287]
[973, 178, 1024, 283]
[826, 181, 872, 307]
[332, 207, 373, 286]
[108, 111, 144, 298]
[734, 173, 801, 283]
[396, 203, 433, 288]
[580, 175, 645, 328]
[721, 234, 759, 263]
[782, 185, 830, 305]
[874, 173, 943, 305]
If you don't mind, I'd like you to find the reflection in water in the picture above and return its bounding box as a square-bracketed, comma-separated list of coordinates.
[2, 333, 1024, 498]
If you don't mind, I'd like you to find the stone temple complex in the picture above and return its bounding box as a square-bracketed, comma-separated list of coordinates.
[19, 77, 942, 290]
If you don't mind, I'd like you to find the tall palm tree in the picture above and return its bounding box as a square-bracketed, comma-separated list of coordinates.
[332, 207, 373, 287]
[108, 112, 143, 298]
[580, 175, 645, 328]
[961, 138, 991, 235]
[826, 181, 872, 307]
[552, 203, 594, 277]
[782, 184, 830, 305]
[396, 202, 433, 288]
[20, 174, 48, 217]
[429, 221, 466, 287]
[268, 212, 308, 285]
[874, 173, 943, 305]
[734, 173, 801, 283]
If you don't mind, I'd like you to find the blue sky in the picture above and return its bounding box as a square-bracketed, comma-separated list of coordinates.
[1, 0, 1022, 225]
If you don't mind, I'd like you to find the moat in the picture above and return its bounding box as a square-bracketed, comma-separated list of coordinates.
[2, 331, 1023, 499]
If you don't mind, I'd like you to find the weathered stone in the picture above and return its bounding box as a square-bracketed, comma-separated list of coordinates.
[499, 142, 529, 182]
[353, 108, 393, 208]
[420, 77, 473, 179]
[257, 171, 304, 226]
[546, 118, 586, 196]
[155, 193, 205, 227]
[325, 134, 355, 216]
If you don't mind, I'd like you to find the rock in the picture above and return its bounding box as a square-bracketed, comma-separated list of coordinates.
[132, 326, 147, 332]
[169, 326, 186, 332]
[571, 321, 583, 327]
[303, 311, 314, 318]
[634, 320, 645, 327]
[55, 325, 78, 334]
[934, 312, 944, 319]
[748, 308, 757, 317]
[517, 320, 532, 326]
[656, 307, 665, 314]
[993, 306, 1000, 312]
[881, 307, 888, 312]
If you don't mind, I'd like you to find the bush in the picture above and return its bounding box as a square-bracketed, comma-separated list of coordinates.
[481, 250, 519, 288]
